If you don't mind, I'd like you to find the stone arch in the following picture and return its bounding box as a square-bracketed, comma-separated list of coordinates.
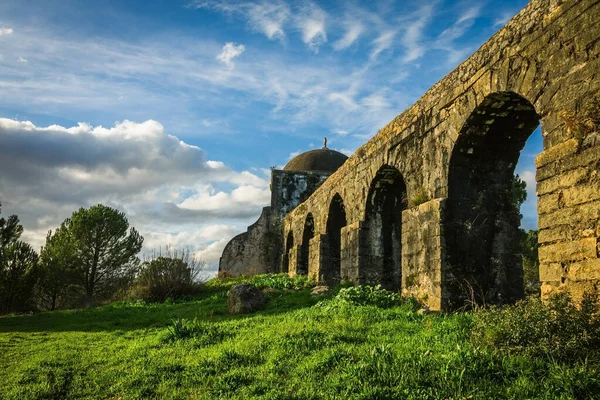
[323, 194, 347, 285]
[282, 231, 294, 273]
[443, 91, 540, 308]
[362, 165, 408, 291]
[298, 213, 314, 276]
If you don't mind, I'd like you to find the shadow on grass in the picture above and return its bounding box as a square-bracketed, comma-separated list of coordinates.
[0, 289, 321, 334]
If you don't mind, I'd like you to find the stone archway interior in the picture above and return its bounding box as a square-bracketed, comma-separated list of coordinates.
[444, 91, 540, 308]
[324, 194, 347, 285]
[363, 165, 407, 291]
[298, 213, 314, 276]
[283, 231, 294, 273]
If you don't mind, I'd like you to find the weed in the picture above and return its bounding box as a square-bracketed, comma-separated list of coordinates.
[164, 317, 230, 346]
[410, 189, 430, 207]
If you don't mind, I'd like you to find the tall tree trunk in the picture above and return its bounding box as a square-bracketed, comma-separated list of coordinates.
[87, 244, 100, 306]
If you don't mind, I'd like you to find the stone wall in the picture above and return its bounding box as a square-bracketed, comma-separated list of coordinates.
[271, 169, 331, 218]
[537, 135, 600, 301]
[280, 0, 600, 310]
[219, 207, 279, 277]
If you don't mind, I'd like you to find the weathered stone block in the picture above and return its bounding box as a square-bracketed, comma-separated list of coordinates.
[538, 226, 571, 244]
[539, 262, 563, 282]
[536, 167, 588, 196]
[567, 258, 600, 281]
[538, 199, 600, 230]
[538, 237, 598, 263]
[537, 143, 600, 181]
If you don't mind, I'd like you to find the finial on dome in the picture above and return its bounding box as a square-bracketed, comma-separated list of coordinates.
[323, 137, 328, 149]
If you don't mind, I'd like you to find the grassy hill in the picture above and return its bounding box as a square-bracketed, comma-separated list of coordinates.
[0, 275, 598, 399]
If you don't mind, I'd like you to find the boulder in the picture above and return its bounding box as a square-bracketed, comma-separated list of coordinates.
[227, 283, 266, 314]
[311, 285, 329, 297]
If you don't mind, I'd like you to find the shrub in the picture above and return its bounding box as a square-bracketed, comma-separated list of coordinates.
[471, 292, 600, 363]
[205, 273, 315, 292]
[130, 248, 205, 302]
[321, 285, 403, 309]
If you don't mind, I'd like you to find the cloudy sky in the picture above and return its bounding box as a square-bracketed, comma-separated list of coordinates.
[0, 0, 540, 277]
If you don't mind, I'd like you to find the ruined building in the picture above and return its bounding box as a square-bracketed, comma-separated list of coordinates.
[219, 142, 348, 277]
[220, 0, 600, 311]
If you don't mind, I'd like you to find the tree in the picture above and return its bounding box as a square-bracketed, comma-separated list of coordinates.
[36, 227, 79, 311]
[0, 202, 23, 255]
[511, 174, 528, 210]
[0, 241, 39, 313]
[511, 175, 541, 295]
[0, 203, 39, 314]
[521, 229, 540, 295]
[53, 204, 144, 304]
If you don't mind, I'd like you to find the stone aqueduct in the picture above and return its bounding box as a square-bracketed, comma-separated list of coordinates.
[224, 0, 600, 310]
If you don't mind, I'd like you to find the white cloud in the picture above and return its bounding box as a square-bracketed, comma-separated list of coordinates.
[400, 3, 436, 63]
[0, 27, 13, 36]
[216, 42, 245, 68]
[333, 20, 364, 51]
[457, 6, 481, 24]
[296, 2, 327, 53]
[370, 30, 395, 61]
[361, 91, 389, 111]
[493, 11, 515, 28]
[0, 118, 272, 271]
[334, 129, 348, 136]
[194, 0, 290, 42]
[328, 91, 359, 110]
[17, 56, 27, 63]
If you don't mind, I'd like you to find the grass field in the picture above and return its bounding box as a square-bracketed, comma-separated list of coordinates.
[0, 275, 598, 399]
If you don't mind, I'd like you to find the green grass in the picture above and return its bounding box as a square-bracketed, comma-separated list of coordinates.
[1, 275, 598, 399]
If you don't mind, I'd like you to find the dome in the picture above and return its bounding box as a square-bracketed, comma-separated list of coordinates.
[284, 143, 348, 173]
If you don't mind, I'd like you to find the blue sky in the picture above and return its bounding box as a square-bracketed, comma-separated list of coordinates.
[0, 0, 540, 274]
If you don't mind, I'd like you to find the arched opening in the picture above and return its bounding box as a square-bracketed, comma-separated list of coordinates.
[363, 165, 408, 291]
[298, 213, 314, 276]
[324, 194, 347, 285]
[444, 91, 540, 308]
[283, 231, 294, 273]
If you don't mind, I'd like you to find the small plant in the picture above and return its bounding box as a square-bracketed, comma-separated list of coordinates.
[560, 96, 600, 143]
[471, 291, 600, 363]
[409, 189, 430, 207]
[405, 274, 418, 288]
[164, 317, 229, 345]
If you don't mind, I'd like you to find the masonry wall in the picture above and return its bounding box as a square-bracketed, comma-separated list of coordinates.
[537, 138, 600, 301]
[281, 0, 600, 310]
[219, 207, 279, 277]
[271, 170, 331, 218]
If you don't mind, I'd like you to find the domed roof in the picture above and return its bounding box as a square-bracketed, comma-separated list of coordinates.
[284, 141, 348, 172]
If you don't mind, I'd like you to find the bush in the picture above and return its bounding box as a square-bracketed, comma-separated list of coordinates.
[322, 285, 403, 309]
[205, 273, 315, 292]
[471, 292, 600, 363]
[129, 248, 205, 302]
